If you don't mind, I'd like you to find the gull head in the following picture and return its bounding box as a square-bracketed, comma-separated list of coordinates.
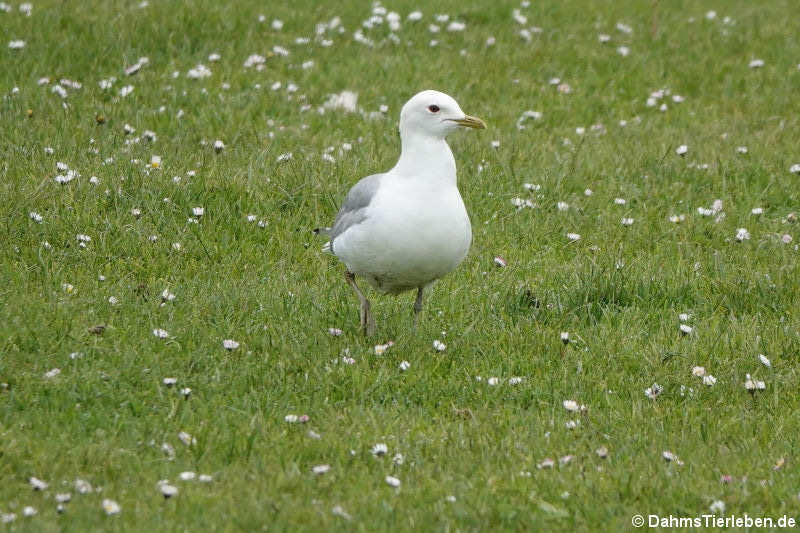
[399, 90, 486, 140]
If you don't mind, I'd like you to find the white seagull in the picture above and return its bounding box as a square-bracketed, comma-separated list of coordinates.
[316, 90, 486, 335]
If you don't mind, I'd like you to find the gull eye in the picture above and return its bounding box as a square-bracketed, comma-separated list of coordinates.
[428, 104, 440, 113]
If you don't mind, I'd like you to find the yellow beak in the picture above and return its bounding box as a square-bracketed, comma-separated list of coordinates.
[450, 115, 487, 129]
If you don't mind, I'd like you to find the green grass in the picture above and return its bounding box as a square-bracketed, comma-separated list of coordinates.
[2, 0, 800, 530]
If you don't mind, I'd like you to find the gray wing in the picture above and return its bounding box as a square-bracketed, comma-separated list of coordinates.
[324, 173, 384, 253]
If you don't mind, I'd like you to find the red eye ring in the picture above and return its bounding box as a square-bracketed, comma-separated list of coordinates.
[428, 105, 440, 113]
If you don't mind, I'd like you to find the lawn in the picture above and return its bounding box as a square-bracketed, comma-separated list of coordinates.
[1, 0, 799, 530]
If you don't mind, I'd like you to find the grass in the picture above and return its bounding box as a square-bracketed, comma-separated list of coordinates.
[1, 0, 799, 530]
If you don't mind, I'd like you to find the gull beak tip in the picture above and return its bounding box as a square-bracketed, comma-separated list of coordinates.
[456, 115, 487, 130]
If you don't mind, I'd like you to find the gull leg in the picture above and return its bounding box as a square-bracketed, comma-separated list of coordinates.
[345, 271, 376, 336]
[412, 286, 425, 330]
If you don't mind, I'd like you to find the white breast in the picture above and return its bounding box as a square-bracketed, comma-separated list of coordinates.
[334, 176, 471, 293]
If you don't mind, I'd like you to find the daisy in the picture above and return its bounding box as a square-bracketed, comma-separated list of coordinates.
[662, 451, 683, 465]
[29, 477, 48, 491]
[159, 483, 178, 498]
[102, 499, 121, 515]
[645, 383, 663, 399]
[178, 431, 196, 446]
[385, 476, 401, 488]
[735, 228, 750, 241]
[371, 443, 388, 456]
[312, 464, 331, 475]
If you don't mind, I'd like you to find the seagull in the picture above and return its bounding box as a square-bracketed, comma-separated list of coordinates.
[316, 90, 486, 335]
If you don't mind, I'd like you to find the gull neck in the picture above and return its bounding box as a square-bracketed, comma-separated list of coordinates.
[393, 130, 457, 184]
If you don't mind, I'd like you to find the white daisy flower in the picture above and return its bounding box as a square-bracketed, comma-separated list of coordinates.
[702, 375, 717, 386]
[679, 324, 693, 335]
[222, 339, 239, 350]
[645, 383, 663, 399]
[432, 340, 446, 352]
[758, 354, 771, 367]
[692, 366, 706, 377]
[159, 483, 178, 498]
[676, 145, 688, 156]
[102, 499, 121, 515]
[312, 464, 331, 475]
[374, 342, 393, 355]
[187, 64, 212, 79]
[744, 373, 765, 391]
[179, 471, 196, 481]
[385, 475, 401, 488]
[178, 431, 196, 446]
[662, 451, 683, 465]
[536, 458, 555, 469]
[371, 443, 388, 456]
[735, 228, 750, 241]
[562, 400, 580, 412]
[153, 328, 169, 339]
[29, 477, 48, 491]
[75, 479, 92, 494]
[399, 360, 411, 371]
